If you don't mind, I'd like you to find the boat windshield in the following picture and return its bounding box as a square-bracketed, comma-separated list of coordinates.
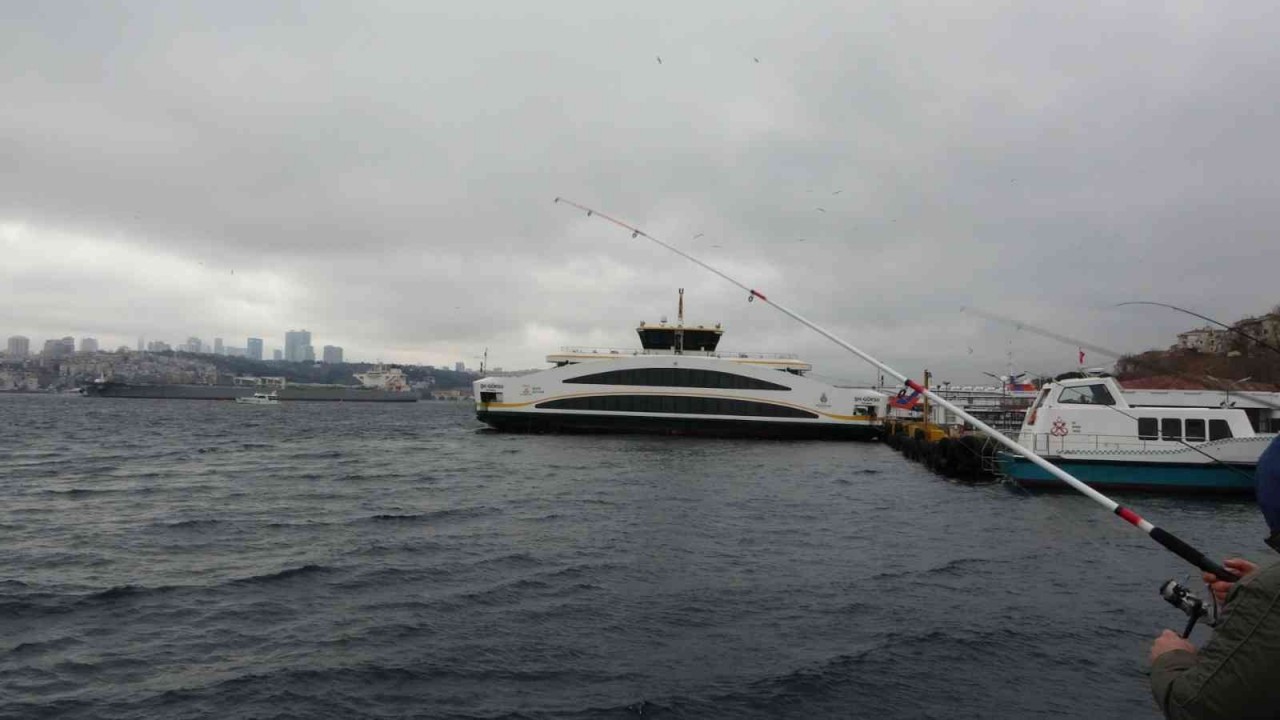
[1057, 384, 1116, 406]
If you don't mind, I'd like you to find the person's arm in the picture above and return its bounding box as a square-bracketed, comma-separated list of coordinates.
[1149, 566, 1280, 719]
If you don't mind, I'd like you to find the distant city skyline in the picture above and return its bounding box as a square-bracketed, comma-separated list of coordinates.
[1, 325, 394, 365]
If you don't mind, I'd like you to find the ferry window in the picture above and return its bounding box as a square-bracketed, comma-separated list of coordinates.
[536, 395, 817, 418]
[1185, 419, 1206, 442]
[1209, 419, 1233, 440]
[564, 368, 789, 391]
[1058, 385, 1116, 405]
[1137, 418, 1158, 440]
[1161, 418, 1182, 441]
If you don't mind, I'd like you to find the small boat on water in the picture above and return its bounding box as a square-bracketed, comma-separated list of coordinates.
[235, 392, 280, 405]
[997, 376, 1280, 492]
[472, 292, 886, 439]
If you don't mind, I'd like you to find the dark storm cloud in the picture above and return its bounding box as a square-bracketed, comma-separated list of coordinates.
[2, 2, 1277, 375]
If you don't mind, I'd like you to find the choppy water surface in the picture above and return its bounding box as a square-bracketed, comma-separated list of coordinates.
[0, 394, 1267, 719]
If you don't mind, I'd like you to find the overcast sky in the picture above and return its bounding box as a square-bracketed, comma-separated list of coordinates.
[3, 2, 1276, 382]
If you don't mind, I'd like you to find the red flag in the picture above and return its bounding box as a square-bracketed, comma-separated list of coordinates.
[1078, 348, 1085, 365]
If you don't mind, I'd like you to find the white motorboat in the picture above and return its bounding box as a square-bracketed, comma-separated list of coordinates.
[235, 392, 280, 405]
[998, 376, 1280, 492]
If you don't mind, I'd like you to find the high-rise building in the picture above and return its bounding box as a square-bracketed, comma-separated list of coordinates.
[147, 340, 172, 352]
[214, 338, 224, 356]
[183, 337, 204, 354]
[322, 345, 343, 364]
[273, 349, 283, 361]
[285, 330, 312, 363]
[455, 361, 465, 372]
[6, 336, 29, 358]
[43, 337, 75, 358]
[246, 338, 263, 361]
[79, 338, 99, 353]
[137, 336, 144, 352]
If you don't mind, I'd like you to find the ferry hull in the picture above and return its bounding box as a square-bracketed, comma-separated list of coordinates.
[477, 409, 881, 440]
[997, 454, 1255, 493]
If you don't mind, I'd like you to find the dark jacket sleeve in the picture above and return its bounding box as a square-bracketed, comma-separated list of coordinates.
[1150, 562, 1280, 719]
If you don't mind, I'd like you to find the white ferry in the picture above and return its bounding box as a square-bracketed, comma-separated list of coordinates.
[473, 296, 885, 439]
[997, 376, 1280, 492]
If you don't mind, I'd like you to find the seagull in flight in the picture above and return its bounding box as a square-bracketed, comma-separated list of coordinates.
[815, 207, 826, 212]
[753, 57, 760, 63]
[832, 190, 843, 195]
[693, 233, 704, 239]
[656, 56, 662, 65]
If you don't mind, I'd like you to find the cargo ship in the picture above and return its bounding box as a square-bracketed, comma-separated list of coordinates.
[82, 366, 418, 402]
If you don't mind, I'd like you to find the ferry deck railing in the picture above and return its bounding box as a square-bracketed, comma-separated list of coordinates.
[555, 347, 802, 361]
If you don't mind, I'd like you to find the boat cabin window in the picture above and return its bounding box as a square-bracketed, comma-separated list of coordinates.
[564, 367, 790, 391]
[1137, 418, 1158, 440]
[1057, 384, 1116, 406]
[1209, 419, 1233, 441]
[1185, 419, 1206, 442]
[1161, 418, 1182, 441]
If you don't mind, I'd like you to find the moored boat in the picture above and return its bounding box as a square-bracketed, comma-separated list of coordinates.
[997, 376, 1280, 492]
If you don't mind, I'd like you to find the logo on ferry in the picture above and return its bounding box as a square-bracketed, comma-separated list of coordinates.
[1050, 418, 1069, 437]
[819, 393, 828, 404]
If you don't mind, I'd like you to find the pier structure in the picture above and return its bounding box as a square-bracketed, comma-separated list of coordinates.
[881, 372, 1038, 481]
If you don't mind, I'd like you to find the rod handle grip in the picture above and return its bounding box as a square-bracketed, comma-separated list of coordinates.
[1149, 527, 1240, 583]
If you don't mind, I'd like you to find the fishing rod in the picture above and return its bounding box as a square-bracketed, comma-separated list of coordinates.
[1117, 301, 1280, 358]
[962, 306, 1280, 413]
[554, 197, 1239, 584]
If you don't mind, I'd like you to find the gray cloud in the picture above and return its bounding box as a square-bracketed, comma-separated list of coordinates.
[3, 1, 1277, 377]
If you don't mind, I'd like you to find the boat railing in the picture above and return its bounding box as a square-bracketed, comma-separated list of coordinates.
[1021, 432, 1229, 454]
[555, 346, 801, 361]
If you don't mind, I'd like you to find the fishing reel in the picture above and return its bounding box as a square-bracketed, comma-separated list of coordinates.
[1159, 579, 1218, 638]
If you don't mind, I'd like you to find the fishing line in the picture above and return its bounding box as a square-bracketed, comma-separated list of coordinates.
[962, 306, 1280, 413]
[1117, 301, 1280, 358]
[554, 197, 1239, 582]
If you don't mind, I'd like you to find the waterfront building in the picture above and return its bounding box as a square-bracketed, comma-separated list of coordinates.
[6, 336, 29, 358]
[1176, 326, 1228, 354]
[79, 338, 99, 353]
[246, 338, 263, 361]
[273, 349, 283, 361]
[214, 338, 224, 356]
[322, 345, 343, 364]
[455, 362, 465, 372]
[285, 330, 312, 363]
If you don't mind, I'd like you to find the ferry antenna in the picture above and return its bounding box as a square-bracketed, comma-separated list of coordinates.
[555, 197, 1239, 583]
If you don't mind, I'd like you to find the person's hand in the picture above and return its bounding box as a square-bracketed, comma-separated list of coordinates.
[1150, 629, 1196, 663]
[1201, 558, 1258, 605]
